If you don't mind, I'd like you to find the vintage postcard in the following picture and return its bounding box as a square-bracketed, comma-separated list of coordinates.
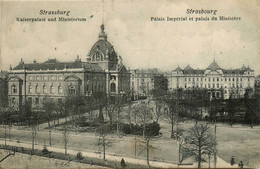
[0, 0, 259, 168]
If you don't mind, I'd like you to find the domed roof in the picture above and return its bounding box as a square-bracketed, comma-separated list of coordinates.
[89, 39, 114, 56]
[89, 25, 118, 61]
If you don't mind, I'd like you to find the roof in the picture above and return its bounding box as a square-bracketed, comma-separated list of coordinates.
[175, 66, 182, 71]
[206, 60, 222, 70]
[89, 25, 118, 62]
[184, 65, 193, 71]
[132, 68, 161, 74]
[13, 59, 104, 72]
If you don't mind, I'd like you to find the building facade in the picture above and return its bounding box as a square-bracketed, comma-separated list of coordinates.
[166, 60, 255, 99]
[130, 69, 167, 99]
[87, 24, 130, 97]
[0, 71, 8, 108]
[8, 58, 106, 110]
[7, 24, 131, 110]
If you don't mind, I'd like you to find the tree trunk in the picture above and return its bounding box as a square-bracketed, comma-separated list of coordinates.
[147, 138, 150, 167]
[32, 129, 34, 152]
[143, 123, 146, 138]
[171, 118, 174, 138]
[103, 136, 106, 161]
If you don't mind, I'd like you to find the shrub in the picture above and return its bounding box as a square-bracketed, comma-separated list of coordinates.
[42, 145, 49, 155]
[76, 152, 84, 160]
[121, 122, 161, 136]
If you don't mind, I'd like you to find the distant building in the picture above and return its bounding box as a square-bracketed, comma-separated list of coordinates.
[130, 69, 167, 99]
[0, 71, 8, 108]
[166, 59, 255, 99]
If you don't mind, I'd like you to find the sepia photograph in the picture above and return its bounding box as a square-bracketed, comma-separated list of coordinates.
[0, 0, 259, 168]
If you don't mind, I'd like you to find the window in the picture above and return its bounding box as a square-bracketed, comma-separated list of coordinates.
[225, 78, 227, 81]
[217, 78, 219, 81]
[28, 98, 32, 105]
[69, 86, 76, 95]
[36, 85, 40, 94]
[35, 98, 39, 105]
[110, 83, 116, 92]
[43, 85, 47, 94]
[28, 85, 32, 93]
[213, 78, 215, 82]
[208, 84, 210, 88]
[209, 78, 211, 82]
[58, 86, 63, 94]
[50, 85, 54, 94]
[12, 98, 16, 104]
[58, 98, 62, 104]
[217, 84, 219, 88]
[213, 84, 215, 88]
[11, 85, 17, 94]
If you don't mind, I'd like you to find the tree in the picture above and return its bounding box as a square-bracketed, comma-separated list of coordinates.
[165, 97, 179, 139]
[22, 101, 37, 152]
[43, 99, 56, 129]
[184, 123, 216, 168]
[136, 124, 157, 167]
[136, 102, 153, 138]
[61, 125, 71, 155]
[154, 98, 163, 122]
[96, 124, 112, 161]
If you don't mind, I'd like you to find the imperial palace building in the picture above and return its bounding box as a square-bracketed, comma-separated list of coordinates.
[166, 59, 255, 99]
[7, 24, 130, 110]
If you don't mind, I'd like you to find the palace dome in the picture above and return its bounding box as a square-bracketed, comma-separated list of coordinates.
[88, 25, 118, 62]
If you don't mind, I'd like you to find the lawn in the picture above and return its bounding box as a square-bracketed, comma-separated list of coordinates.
[176, 121, 260, 168]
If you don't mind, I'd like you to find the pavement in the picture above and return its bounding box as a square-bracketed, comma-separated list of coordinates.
[0, 139, 239, 168]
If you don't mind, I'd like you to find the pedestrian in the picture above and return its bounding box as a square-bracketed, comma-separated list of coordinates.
[230, 156, 235, 166]
[238, 161, 243, 168]
[121, 158, 127, 168]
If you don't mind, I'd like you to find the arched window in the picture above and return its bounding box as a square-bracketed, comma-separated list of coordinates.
[43, 85, 47, 94]
[11, 85, 17, 94]
[28, 85, 32, 93]
[50, 85, 54, 94]
[69, 86, 76, 95]
[36, 85, 40, 94]
[58, 86, 63, 94]
[110, 82, 116, 92]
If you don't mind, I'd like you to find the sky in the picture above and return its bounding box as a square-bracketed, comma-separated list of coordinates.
[1, 0, 260, 75]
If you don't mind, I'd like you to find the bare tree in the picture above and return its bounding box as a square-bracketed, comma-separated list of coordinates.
[61, 125, 71, 155]
[96, 124, 112, 161]
[136, 102, 153, 138]
[43, 99, 56, 129]
[154, 98, 163, 122]
[137, 125, 157, 167]
[106, 104, 116, 127]
[184, 123, 216, 168]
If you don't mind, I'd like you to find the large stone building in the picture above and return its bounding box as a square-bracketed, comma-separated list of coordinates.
[0, 71, 8, 108]
[87, 24, 130, 97]
[130, 69, 167, 99]
[7, 24, 130, 110]
[166, 59, 255, 99]
[8, 57, 106, 110]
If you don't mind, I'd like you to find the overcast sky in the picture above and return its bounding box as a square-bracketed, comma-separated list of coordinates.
[1, 0, 260, 75]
